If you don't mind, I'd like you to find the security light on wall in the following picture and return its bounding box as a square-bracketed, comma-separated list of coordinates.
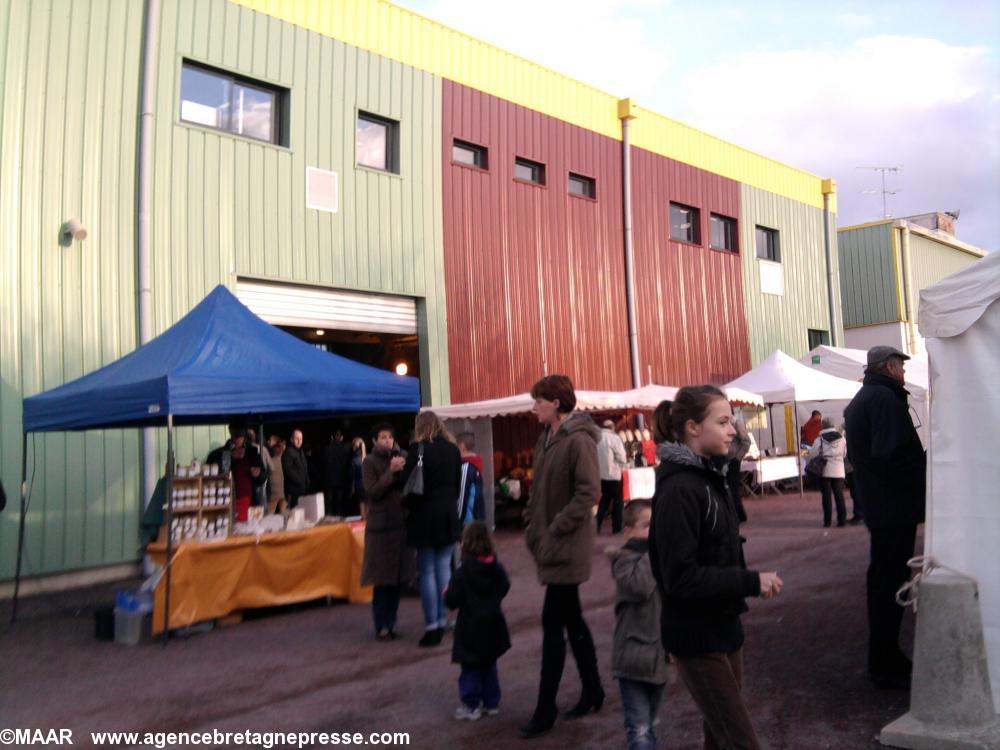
[60, 218, 88, 245]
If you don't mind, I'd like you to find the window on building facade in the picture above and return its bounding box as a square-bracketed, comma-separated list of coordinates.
[710, 213, 738, 251]
[357, 113, 399, 172]
[808, 329, 830, 350]
[452, 139, 488, 169]
[180, 61, 286, 145]
[568, 173, 596, 199]
[514, 157, 545, 185]
[755, 225, 780, 262]
[670, 202, 701, 244]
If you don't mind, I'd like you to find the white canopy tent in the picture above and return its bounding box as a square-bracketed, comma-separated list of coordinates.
[426, 384, 763, 420]
[918, 250, 1000, 712]
[424, 385, 763, 525]
[800, 345, 930, 447]
[726, 350, 863, 497]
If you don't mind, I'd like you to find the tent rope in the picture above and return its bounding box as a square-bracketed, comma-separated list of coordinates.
[895, 555, 969, 612]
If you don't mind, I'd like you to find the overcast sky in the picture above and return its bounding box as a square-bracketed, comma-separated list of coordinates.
[398, 0, 999, 251]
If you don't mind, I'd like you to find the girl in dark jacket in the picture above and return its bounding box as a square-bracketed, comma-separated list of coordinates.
[648, 386, 783, 750]
[402, 410, 462, 647]
[444, 521, 511, 721]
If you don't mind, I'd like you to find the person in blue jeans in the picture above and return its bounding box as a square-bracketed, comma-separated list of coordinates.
[402, 411, 462, 647]
[444, 521, 511, 720]
[607, 499, 669, 750]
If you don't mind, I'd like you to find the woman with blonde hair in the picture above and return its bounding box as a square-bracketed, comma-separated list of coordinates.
[402, 410, 462, 646]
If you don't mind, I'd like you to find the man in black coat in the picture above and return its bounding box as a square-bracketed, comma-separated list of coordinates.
[282, 428, 311, 508]
[319, 430, 353, 517]
[844, 346, 926, 690]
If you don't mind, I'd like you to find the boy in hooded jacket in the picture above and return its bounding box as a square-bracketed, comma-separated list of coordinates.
[606, 499, 670, 750]
[444, 521, 511, 721]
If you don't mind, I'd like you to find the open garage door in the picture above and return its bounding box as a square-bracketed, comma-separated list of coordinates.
[236, 279, 417, 335]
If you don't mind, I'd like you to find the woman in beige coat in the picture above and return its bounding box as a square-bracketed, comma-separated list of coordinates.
[520, 375, 604, 739]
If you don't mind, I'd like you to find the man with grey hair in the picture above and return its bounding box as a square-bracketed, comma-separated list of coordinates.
[844, 346, 926, 690]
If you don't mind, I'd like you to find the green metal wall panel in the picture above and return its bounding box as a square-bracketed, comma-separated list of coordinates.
[739, 184, 842, 364]
[838, 223, 899, 328]
[909, 233, 980, 321]
[152, 0, 447, 405]
[0, 0, 144, 580]
[1, 0, 448, 582]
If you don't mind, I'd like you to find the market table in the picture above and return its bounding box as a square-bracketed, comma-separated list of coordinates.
[147, 522, 371, 635]
[740, 456, 802, 495]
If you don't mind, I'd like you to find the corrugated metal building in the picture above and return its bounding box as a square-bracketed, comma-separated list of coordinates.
[1, 0, 841, 585]
[839, 214, 985, 355]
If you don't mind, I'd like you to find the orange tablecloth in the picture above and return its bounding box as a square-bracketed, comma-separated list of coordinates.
[147, 522, 372, 635]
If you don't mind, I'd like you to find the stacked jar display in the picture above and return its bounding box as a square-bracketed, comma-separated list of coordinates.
[168, 462, 233, 543]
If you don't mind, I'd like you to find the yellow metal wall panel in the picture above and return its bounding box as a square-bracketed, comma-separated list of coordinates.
[228, 0, 828, 209]
[630, 107, 830, 211]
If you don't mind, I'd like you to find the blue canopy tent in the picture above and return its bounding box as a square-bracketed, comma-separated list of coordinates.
[14, 285, 420, 630]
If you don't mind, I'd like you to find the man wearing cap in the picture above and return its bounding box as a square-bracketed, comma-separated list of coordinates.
[596, 419, 628, 534]
[844, 346, 926, 690]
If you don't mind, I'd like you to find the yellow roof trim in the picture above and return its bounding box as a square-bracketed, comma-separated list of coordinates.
[230, 0, 828, 209]
[838, 219, 894, 233]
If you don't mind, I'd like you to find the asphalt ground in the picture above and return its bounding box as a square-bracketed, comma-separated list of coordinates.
[0, 490, 918, 749]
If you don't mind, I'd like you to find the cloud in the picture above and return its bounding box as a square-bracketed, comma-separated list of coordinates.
[676, 36, 999, 249]
[419, 0, 671, 101]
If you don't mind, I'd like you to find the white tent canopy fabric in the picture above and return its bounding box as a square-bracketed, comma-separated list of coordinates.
[424, 384, 763, 420]
[725, 350, 862, 404]
[800, 345, 929, 447]
[800, 345, 928, 398]
[918, 250, 1000, 712]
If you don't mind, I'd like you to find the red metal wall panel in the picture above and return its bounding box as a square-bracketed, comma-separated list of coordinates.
[630, 149, 752, 385]
[442, 81, 631, 403]
[441, 81, 751, 404]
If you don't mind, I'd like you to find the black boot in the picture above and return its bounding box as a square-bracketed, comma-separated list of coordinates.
[519, 705, 556, 739]
[564, 623, 603, 718]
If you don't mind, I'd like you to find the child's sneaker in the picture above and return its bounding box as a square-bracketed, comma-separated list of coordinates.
[453, 705, 482, 721]
[484, 706, 500, 716]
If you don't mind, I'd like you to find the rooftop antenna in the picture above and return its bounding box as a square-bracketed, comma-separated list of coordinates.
[857, 166, 902, 219]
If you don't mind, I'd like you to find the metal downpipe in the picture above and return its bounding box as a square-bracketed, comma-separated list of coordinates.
[139, 0, 161, 507]
[621, 110, 641, 388]
[822, 183, 839, 346]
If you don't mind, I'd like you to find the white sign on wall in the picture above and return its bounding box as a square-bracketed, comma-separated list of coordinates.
[759, 260, 784, 296]
[306, 167, 338, 213]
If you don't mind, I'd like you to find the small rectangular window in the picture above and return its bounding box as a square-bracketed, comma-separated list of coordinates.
[568, 173, 596, 199]
[710, 213, 738, 252]
[808, 329, 830, 350]
[670, 202, 701, 244]
[755, 225, 781, 262]
[452, 139, 488, 169]
[514, 157, 545, 185]
[357, 112, 399, 173]
[180, 61, 286, 145]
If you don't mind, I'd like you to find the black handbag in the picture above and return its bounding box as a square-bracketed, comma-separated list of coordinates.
[402, 444, 425, 496]
[804, 441, 826, 478]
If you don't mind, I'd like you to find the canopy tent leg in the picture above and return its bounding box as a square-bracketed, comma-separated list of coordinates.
[161, 416, 175, 644]
[11, 432, 28, 624]
[793, 402, 804, 499]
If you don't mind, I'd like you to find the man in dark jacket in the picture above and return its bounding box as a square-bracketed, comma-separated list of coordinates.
[844, 346, 926, 690]
[319, 430, 353, 517]
[282, 428, 311, 508]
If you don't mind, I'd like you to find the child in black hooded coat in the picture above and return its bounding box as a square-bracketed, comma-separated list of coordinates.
[443, 521, 511, 721]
